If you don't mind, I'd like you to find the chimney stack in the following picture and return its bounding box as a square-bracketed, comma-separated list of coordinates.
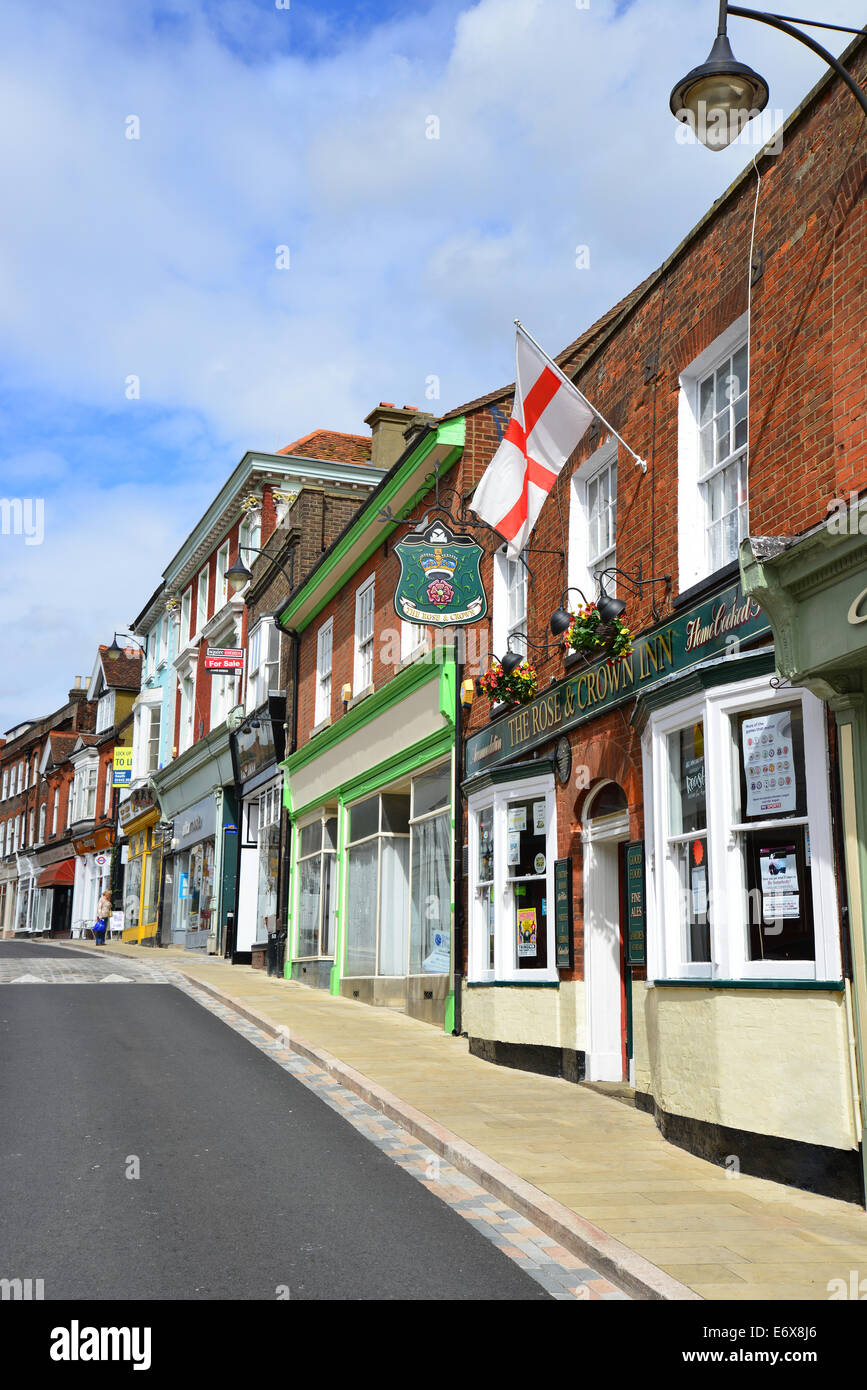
[364, 403, 436, 472]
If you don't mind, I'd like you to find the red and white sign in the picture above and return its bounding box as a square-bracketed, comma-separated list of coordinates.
[205, 647, 245, 671]
[470, 327, 595, 558]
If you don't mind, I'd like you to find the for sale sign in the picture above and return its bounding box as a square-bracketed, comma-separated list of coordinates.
[205, 647, 244, 671]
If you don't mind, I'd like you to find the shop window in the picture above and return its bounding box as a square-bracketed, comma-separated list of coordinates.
[467, 774, 557, 983]
[678, 314, 749, 589]
[646, 676, 839, 982]
[344, 791, 410, 977]
[296, 815, 338, 958]
[409, 762, 451, 973]
[125, 853, 142, 931]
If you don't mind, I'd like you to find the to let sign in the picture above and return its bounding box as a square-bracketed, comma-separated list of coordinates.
[554, 858, 573, 969]
[205, 648, 244, 671]
[625, 842, 646, 966]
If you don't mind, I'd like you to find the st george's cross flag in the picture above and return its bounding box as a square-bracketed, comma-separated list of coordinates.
[470, 327, 595, 558]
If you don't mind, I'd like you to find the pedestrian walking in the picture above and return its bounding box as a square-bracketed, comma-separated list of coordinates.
[93, 891, 111, 947]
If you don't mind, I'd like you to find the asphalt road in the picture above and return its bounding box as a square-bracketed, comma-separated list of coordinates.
[0, 941, 548, 1301]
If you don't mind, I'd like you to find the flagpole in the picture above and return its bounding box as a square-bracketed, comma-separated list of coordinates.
[514, 319, 647, 473]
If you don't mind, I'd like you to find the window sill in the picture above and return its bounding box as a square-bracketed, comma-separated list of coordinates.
[396, 645, 429, 673]
[651, 978, 844, 991]
[309, 717, 332, 738]
[466, 978, 560, 988]
[348, 684, 375, 710]
[671, 558, 741, 611]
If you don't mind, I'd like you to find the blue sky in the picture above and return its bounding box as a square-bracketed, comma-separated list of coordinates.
[0, 0, 858, 729]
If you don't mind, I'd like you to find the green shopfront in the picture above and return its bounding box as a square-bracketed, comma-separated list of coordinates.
[283, 655, 457, 1027]
[463, 577, 863, 1200]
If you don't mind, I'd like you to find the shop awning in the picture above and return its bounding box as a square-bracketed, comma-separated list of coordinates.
[36, 859, 76, 889]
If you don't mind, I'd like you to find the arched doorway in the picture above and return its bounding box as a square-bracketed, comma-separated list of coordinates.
[582, 781, 629, 1082]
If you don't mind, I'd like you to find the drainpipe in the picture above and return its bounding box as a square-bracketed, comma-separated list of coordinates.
[453, 646, 464, 1037]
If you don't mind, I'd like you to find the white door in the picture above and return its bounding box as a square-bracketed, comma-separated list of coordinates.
[584, 810, 629, 1082]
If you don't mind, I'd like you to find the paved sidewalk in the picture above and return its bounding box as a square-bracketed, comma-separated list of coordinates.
[58, 939, 867, 1300]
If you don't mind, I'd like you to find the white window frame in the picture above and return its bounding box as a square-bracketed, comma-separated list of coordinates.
[38, 802, 46, 843]
[492, 546, 528, 665]
[467, 773, 558, 985]
[643, 671, 840, 984]
[104, 763, 113, 816]
[678, 312, 749, 591]
[96, 690, 115, 734]
[245, 617, 279, 714]
[158, 617, 168, 666]
[568, 438, 618, 603]
[181, 588, 192, 646]
[354, 577, 375, 694]
[400, 620, 427, 662]
[315, 618, 334, 726]
[52, 788, 60, 837]
[240, 511, 262, 568]
[179, 673, 195, 754]
[294, 811, 339, 961]
[215, 542, 230, 612]
[146, 705, 161, 774]
[195, 567, 209, 637]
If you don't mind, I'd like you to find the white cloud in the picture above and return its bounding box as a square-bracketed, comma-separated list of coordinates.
[0, 0, 857, 726]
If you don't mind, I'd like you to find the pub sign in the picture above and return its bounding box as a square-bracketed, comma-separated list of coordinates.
[393, 522, 487, 627]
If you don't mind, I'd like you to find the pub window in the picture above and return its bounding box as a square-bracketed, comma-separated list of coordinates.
[467, 774, 557, 984]
[648, 675, 839, 982]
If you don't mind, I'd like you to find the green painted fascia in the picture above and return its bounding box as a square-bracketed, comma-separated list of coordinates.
[335, 726, 454, 811]
[278, 419, 465, 634]
[284, 652, 454, 784]
[439, 658, 456, 720]
[652, 979, 844, 991]
[461, 759, 556, 798]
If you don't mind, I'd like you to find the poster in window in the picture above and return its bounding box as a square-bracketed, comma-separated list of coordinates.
[422, 928, 450, 974]
[533, 800, 546, 833]
[742, 710, 796, 817]
[508, 806, 527, 832]
[517, 906, 537, 957]
[691, 865, 708, 917]
[760, 845, 800, 919]
[507, 831, 521, 866]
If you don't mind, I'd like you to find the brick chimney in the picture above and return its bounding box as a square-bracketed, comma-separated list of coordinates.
[364, 403, 436, 472]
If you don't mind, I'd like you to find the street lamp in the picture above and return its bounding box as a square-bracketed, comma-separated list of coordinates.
[105, 632, 146, 660]
[671, 3, 867, 150]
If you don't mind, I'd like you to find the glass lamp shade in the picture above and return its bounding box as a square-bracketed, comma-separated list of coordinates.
[670, 34, 769, 151]
[226, 557, 253, 593]
[105, 636, 123, 661]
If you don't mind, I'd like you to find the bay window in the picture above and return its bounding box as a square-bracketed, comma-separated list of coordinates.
[467, 771, 558, 983]
[645, 674, 839, 982]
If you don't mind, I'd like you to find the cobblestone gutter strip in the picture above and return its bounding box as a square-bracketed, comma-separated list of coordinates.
[183, 973, 700, 1303]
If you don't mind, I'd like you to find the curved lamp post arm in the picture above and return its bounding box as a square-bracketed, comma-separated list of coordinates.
[727, 6, 867, 119]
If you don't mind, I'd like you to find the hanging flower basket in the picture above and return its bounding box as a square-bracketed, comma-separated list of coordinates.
[564, 603, 633, 661]
[478, 659, 538, 707]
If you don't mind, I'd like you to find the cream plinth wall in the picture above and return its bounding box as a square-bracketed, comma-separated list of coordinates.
[462, 980, 587, 1052]
[635, 985, 859, 1151]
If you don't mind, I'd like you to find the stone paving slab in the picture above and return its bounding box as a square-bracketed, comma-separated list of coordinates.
[46, 938, 867, 1301]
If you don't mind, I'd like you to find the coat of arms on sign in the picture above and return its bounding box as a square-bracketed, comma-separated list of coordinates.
[393, 522, 487, 627]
